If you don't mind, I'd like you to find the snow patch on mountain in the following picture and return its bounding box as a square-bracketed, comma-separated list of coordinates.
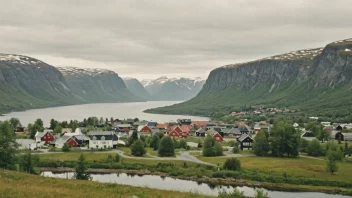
[0, 53, 43, 65]
[56, 66, 114, 77]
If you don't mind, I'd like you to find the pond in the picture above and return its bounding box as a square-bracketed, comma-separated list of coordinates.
[41, 172, 350, 198]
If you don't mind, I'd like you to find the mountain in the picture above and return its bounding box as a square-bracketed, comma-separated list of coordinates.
[56, 66, 143, 103]
[146, 38, 352, 117]
[0, 54, 79, 113]
[123, 77, 152, 100]
[141, 76, 205, 101]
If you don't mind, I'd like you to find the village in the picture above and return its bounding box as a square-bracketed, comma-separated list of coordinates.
[12, 115, 352, 154]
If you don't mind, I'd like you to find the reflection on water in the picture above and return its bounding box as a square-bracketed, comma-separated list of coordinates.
[41, 172, 350, 198]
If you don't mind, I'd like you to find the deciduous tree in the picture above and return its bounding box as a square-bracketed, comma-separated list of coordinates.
[158, 136, 175, 157]
[131, 139, 146, 156]
[0, 121, 18, 170]
[253, 131, 270, 156]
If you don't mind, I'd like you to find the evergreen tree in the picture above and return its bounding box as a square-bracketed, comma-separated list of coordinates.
[128, 130, 139, 146]
[253, 131, 270, 156]
[213, 142, 224, 156]
[49, 119, 58, 130]
[131, 139, 146, 156]
[158, 136, 175, 157]
[20, 151, 37, 174]
[74, 154, 91, 180]
[0, 121, 18, 169]
[150, 134, 160, 150]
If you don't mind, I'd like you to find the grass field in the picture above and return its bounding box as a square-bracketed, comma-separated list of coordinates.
[0, 170, 212, 198]
[197, 156, 352, 182]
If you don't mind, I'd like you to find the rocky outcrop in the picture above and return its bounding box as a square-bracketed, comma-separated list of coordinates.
[147, 38, 352, 116]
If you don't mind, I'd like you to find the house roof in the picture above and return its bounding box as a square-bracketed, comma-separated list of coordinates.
[213, 127, 222, 133]
[207, 128, 220, 136]
[235, 121, 247, 126]
[137, 125, 151, 132]
[237, 134, 253, 142]
[35, 131, 52, 138]
[180, 125, 191, 132]
[226, 128, 242, 135]
[115, 124, 132, 128]
[221, 128, 231, 134]
[196, 128, 206, 134]
[75, 135, 90, 141]
[88, 131, 116, 136]
[53, 135, 73, 145]
[191, 121, 209, 127]
[238, 126, 249, 132]
[156, 123, 167, 129]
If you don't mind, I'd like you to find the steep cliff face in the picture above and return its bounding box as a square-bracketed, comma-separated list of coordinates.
[147, 39, 352, 116]
[0, 54, 78, 113]
[57, 67, 143, 103]
[123, 77, 152, 100]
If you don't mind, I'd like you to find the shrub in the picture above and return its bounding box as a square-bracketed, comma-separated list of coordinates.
[223, 158, 241, 171]
[203, 135, 223, 156]
[114, 153, 120, 162]
[62, 143, 71, 152]
[131, 139, 146, 156]
[232, 141, 240, 153]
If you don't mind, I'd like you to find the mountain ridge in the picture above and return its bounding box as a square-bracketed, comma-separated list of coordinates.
[145, 38, 352, 118]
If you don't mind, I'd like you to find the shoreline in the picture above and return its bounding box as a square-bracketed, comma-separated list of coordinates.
[39, 167, 351, 196]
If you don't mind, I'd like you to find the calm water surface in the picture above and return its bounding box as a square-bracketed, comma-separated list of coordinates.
[41, 172, 350, 198]
[0, 101, 208, 126]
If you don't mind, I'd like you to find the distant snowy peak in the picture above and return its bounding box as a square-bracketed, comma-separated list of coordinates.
[56, 66, 115, 77]
[0, 53, 43, 65]
[141, 76, 205, 88]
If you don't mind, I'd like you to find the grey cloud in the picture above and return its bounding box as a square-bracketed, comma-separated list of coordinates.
[0, 0, 351, 79]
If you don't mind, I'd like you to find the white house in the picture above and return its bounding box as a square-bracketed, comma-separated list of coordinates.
[16, 139, 41, 150]
[88, 131, 118, 149]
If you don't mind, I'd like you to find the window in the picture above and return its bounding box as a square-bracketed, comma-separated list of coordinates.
[101, 136, 105, 140]
[93, 136, 97, 140]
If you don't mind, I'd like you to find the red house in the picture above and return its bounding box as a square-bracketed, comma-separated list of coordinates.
[168, 125, 191, 138]
[207, 128, 223, 142]
[138, 125, 152, 133]
[66, 137, 78, 147]
[35, 131, 55, 143]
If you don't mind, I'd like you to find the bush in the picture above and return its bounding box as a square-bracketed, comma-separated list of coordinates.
[228, 140, 236, 147]
[223, 158, 241, 171]
[114, 154, 120, 162]
[307, 139, 323, 156]
[62, 143, 71, 152]
[158, 136, 175, 157]
[131, 139, 146, 156]
[203, 135, 223, 156]
[232, 141, 240, 153]
[300, 138, 309, 153]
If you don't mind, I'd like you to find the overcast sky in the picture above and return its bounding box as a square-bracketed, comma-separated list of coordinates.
[1, 0, 351, 80]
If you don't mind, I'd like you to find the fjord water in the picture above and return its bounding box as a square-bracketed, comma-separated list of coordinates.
[41, 172, 349, 198]
[0, 101, 209, 126]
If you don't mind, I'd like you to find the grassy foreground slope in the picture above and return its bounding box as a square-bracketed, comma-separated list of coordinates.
[0, 170, 211, 198]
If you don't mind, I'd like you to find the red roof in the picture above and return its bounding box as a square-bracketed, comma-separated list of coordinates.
[235, 121, 247, 126]
[191, 121, 209, 128]
[180, 125, 191, 133]
[156, 123, 167, 129]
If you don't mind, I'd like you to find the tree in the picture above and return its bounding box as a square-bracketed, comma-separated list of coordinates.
[127, 130, 139, 146]
[158, 136, 175, 157]
[223, 158, 241, 171]
[62, 143, 71, 152]
[74, 154, 91, 180]
[131, 139, 146, 156]
[203, 135, 216, 156]
[20, 151, 38, 174]
[53, 125, 63, 135]
[213, 142, 223, 156]
[326, 151, 338, 174]
[34, 118, 44, 128]
[114, 153, 120, 162]
[49, 119, 58, 130]
[0, 121, 18, 169]
[317, 129, 330, 143]
[179, 139, 187, 149]
[61, 121, 68, 128]
[99, 117, 104, 125]
[270, 120, 300, 157]
[299, 138, 309, 153]
[28, 123, 44, 139]
[232, 141, 240, 153]
[324, 142, 344, 161]
[307, 139, 323, 156]
[9, 118, 21, 129]
[253, 131, 270, 156]
[150, 134, 160, 150]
